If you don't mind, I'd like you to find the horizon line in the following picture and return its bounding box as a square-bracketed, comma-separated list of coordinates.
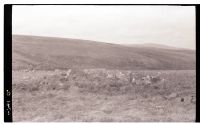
[12, 34, 195, 50]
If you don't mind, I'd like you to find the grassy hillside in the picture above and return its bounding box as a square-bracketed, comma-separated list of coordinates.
[12, 35, 196, 70]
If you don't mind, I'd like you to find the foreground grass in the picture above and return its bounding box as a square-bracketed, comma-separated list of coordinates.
[12, 69, 196, 122]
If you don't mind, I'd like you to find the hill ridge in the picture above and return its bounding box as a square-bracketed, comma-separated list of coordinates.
[12, 35, 196, 70]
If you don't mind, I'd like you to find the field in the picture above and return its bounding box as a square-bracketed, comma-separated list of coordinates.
[12, 35, 196, 122]
[12, 69, 196, 122]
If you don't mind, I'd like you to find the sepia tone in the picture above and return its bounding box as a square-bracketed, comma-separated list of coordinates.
[12, 35, 196, 122]
[12, 6, 196, 122]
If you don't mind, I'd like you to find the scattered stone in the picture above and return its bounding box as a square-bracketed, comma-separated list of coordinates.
[106, 72, 114, 78]
[168, 93, 177, 99]
[131, 77, 136, 84]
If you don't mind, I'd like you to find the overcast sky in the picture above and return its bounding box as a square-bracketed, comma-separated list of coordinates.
[13, 5, 195, 49]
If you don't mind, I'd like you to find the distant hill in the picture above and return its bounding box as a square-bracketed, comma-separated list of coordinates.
[124, 43, 192, 50]
[12, 35, 196, 70]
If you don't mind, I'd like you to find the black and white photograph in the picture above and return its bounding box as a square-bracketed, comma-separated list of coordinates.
[10, 5, 196, 122]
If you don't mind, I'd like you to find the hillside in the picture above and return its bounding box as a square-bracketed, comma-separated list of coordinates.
[123, 43, 192, 50]
[12, 35, 196, 70]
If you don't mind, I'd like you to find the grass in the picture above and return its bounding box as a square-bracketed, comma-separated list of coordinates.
[12, 35, 196, 122]
[12, 69, 196, 122]
[12, 35, 195, 70]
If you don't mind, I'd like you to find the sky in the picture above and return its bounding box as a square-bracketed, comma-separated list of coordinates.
[13, 5, 195, 49]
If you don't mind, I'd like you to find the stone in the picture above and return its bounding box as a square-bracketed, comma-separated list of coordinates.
[168, 93, 177, 98]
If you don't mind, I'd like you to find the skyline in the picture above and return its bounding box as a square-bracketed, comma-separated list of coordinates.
[13, 5, 196, 49]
